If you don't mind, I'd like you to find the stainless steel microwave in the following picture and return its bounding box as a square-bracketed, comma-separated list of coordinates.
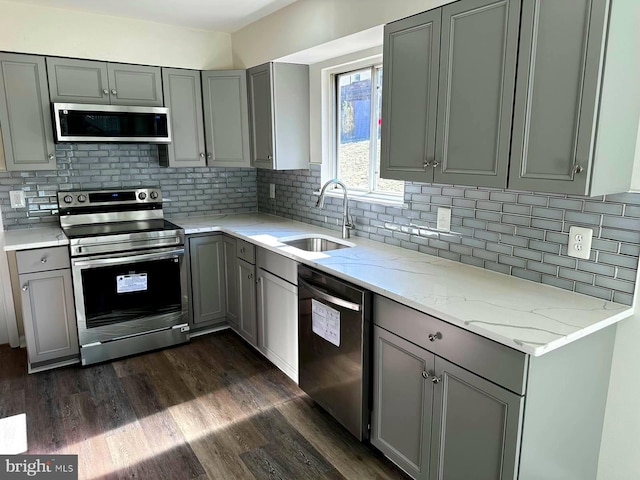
[53, 103, 171, 143]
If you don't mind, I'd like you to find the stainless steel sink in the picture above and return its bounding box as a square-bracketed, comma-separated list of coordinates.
[281, 236, 352, 252]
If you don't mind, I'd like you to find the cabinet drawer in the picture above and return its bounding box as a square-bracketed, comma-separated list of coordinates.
[16, 247, 70, 274]
[256, 248, 297, 285]
[237, 239, 255, 264]
[374, 295, 528, 395]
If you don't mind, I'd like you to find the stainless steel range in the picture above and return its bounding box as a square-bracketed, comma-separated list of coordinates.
[58, 187, 189, 366]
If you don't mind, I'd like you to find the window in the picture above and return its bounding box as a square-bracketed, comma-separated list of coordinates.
[334, 66, 403, 198]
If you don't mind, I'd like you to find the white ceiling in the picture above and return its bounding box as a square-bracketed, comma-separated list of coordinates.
[6, 0, 299, 32]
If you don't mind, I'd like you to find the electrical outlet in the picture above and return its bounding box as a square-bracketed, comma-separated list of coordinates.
[436, 207, 451, 231]
[567, 226, 593, 259]
[9, 190, 26, 209]
[269, 183, 276, 199]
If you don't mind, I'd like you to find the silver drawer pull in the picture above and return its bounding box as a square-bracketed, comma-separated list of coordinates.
[40, 257, 47, 264]
[22, 285, 28, 292]
[573, 164, 584, 174]
[431, 376, 442, 384]
[111, 89, 117, 95]
[103, 89, 109, 95]
[421, 371, 430, 379]
[428, 332, 442, 342]
[298, 278, 361, 312]
[248, 273, 253, 280]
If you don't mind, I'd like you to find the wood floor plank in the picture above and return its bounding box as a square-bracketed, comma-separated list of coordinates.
[0, 330, 408, 480]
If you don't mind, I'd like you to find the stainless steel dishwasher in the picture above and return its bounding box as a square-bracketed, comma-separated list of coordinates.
[298, 265, 372, 441]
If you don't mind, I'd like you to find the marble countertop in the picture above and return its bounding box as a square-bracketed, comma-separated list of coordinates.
[2, 226, 68, 252]
[2, 214, 633, 356]
[172, 213, 634, 357]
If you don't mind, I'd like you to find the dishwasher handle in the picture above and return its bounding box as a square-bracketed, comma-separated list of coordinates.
[298, 277, 362, 312]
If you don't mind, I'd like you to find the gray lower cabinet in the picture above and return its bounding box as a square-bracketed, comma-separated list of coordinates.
[188, 234, 226, 329]
[160, 68, 206, 167]
[380, 0, 520, 188]
[47, 57, 163, 106]
[372, 294, 616, 480]
[202, 70, 251, 167]
[223, 236, 239, 328]
[237, 258, 257, 346]
[509, 0, 639, 196]
[0, 53, 56, 171]
[247, 62, 309, 170]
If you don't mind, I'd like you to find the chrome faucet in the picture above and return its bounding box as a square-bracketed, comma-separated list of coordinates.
[316, 179, 355, 239]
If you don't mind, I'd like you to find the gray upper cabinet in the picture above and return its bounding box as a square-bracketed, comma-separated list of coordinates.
[46, 57, 163, 106]
[202, 70, 251, 167]
[379, 10, 441, 183]
[0, 53, 56, 171]
[247, 62, 310, 170]
[160, 68, 206, 167]
[380, 0, 519, 188]
[509, 0, 640, 196]
[434, 0, 519, 188]
[47, 57, 110, 104]
[429, 357, 522, 480]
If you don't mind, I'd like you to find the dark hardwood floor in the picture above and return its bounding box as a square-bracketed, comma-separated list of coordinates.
[0, 330, 408, 480]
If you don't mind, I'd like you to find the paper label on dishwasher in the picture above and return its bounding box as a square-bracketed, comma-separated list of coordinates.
[116, 273, 148, 293]
[312, 299, 340, 347]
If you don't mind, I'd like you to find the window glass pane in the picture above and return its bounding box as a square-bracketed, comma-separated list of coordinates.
[373, 67, 404, 195]
[337, 69, 371, 192]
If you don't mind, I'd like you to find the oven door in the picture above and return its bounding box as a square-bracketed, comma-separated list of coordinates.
[71, 246, 188, 346]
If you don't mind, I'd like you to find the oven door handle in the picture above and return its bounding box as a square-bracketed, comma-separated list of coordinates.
[73, 248, 184, 267]
[298, 278, 361, 312]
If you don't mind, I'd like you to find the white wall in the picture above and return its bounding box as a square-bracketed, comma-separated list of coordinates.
[0, 0, 233, 70]
[231, 0, 449, 68]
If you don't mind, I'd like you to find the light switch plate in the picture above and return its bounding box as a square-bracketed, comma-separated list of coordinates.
[437, 207, 451, 231]
[9, 190, 26, 209]
[568, 226, 593, 259]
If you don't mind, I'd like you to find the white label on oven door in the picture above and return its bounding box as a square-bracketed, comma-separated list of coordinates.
[116, 273, 148, 293]
[311, 299, 340, 347]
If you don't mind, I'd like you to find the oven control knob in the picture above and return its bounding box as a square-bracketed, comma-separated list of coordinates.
[150, 191, 159, 200]
[77, 194, 87, 203]
[138, 192, 147, 200]
[63, 195, 73, 204]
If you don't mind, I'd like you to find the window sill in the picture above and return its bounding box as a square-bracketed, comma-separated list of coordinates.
[313, 189, 407, 208]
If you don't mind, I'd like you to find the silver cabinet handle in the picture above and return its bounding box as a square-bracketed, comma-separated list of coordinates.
[207, 153, 213, 160]
[431, 161, 440, 167]
[431, 376, 442, 384]
[248, 273, 253, 280]
[200, 153, 205, 158]
[422, 371, 430, 379]
[48, 154, 55, 160]
[103, 89, 109, 95]
[573, 164, 584, 174]
[22, 285, 28, 292]
[298, 278, 361, 311]
[111, 89, 117, 95]
[240, 247, 245, 254]
[424, 161, 431, 168]
[267, 155, 273, 161]
[40, 257, 47, 264]
[428, 332, 442, 342]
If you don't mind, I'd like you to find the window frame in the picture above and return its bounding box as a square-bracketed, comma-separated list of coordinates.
[321, 55, 404, 204]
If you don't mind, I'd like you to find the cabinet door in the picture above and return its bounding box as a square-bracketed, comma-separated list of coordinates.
[429, 356, 523, 480]
[0, 54, 56, 171]
[202, 70, 251, 167]
[161, 68, 206, 167]
[223, 236, 238, 328]
[256, 268, 298, 382]
[371, 326, 434, 480]
[380, 10, 441, 182]
[20, 269, 78, 364]
[238, 259, 257, 347]
[434, 0, 519, 188]
[46, 57, 110, 104]
[509, 0, 608, 195]
[247, 64, 274, 169]
[107, 63, 163, 106]
[189, 235, 226, 327]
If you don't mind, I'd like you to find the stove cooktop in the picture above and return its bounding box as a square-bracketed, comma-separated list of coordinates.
[62, 219, 182, 240]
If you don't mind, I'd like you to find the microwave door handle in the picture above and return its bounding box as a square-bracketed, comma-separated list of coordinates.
[73, 248, 184, 267]
[298, 278, 361, 312]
